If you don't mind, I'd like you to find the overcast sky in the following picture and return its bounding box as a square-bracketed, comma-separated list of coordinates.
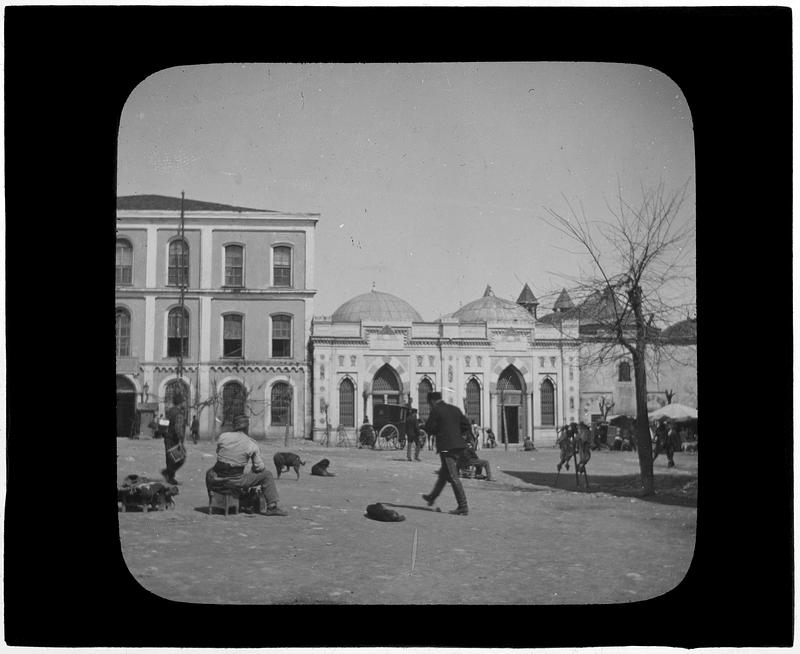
[118, 62, 695, 322]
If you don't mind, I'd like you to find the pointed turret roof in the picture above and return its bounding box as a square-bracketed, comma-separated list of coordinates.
[553, 288, 575, 311]
[483, 285, 494, 297]
[516, 283, 538, 305]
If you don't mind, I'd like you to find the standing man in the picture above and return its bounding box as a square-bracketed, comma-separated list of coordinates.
[653, 418, 675, 468]
[206, 415, 288, 516]
[161, 392, 187, 485]
[421, 391, 471, 516]
[190, 414, 200, 445]
[405, 408, 422, 462]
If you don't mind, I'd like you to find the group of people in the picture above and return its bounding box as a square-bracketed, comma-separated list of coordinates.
[152, 387, 498, 520]
[157, 392, 289, 516]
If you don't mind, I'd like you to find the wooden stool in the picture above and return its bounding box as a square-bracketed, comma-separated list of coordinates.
[209, 490, 239, 516]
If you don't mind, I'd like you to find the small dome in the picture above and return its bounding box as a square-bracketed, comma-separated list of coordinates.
[451, 294, 535, 323]
[332, 290, 424, 322]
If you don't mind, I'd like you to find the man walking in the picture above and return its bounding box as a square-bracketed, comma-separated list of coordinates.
[161, 392, 187, 485]
[205, 414, 288, 516]
[405, 408, 422, 461]
[422, 391, 471, 516]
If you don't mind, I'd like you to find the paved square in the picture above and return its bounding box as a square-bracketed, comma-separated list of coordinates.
[118, 438, 696, 604]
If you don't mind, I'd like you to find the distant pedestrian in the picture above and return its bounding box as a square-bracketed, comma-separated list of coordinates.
[405, 408, 422, 461]
[470, 420, 481, 450]
[359, 417, 376, 449]
[522, 436, 535, 451]
[652, 419, 675, 468]
[485, 427, 497, 448]
[190, 414, 200, 444]
[161, 393, 187, 485]
[422, 392, 470, 516]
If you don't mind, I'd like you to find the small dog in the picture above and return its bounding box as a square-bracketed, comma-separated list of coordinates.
[311, 458, 335, 477]
[682, 441, 698, 453]
[273, 452, 306, 479]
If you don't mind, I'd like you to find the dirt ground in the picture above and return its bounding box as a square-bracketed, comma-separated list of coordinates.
[117, 436, 697, 605]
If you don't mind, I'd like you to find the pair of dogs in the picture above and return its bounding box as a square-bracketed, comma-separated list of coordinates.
[273, 452, 335, 479]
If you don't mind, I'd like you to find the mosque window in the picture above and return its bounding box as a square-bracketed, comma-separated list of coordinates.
[339, 378, 355, 428]
[618, 361, 631, 382]
[418, 378, 433, 422]
[466, 378, 481, 425]
[540, 379, 555, 426]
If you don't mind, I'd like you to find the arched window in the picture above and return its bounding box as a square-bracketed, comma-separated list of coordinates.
[540, 379, 555, 426]
[418, 378, 433, 423]
[115, 308, 131, 356]
[273, 246, 292, 287]
[271, 315, 292, 358]
[168, 239, 189, 287]
[165, 379, 189, 408]
[339, 378, 355, 428]
[271, 382, 292, 426]
[223, 314, 244, 358]
[225, 244, 244, 287]
[618, 361, 631, 382]
[222, 381, 245, 426]
[167, 307, 189, 357]
[465, 377, 481, 425]
[115, 239, 133, 285]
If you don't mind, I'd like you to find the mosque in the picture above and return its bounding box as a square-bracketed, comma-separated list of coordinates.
[309, 284, 581, 447]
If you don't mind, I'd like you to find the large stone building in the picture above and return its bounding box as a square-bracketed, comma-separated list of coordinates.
[309, 285, 580, 447]
[115, 194, 318, 440]
[538, 288, 698, 423]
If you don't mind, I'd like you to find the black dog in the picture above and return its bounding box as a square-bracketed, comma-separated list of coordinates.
[311, 458, 335, 477]
[273, 452, 306, 479]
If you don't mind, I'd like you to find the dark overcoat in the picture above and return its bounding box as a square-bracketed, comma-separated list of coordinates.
[424, 401, 470, 453]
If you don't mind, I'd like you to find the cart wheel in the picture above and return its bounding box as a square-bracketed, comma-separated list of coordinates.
[378, 424, 400, 449]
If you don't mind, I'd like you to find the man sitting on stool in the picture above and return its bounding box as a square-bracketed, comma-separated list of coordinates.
[460, 440, 495, 481]
[205, 414, 288, 516]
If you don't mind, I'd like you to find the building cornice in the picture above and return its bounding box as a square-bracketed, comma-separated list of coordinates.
[115, 287, 317, 298]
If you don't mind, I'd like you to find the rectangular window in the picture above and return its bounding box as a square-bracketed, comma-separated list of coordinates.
[225, 246, 244, 287]
[272, 316, 291, 358]
[115, 242, 133, 285]
[223, 315, 243, 358]
[168, 241, 189, 287]
[167, 310, 189, 357]
[273, 246, 291, 286]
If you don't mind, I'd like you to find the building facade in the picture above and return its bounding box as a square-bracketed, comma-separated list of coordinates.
[115, 194, 318, 440]
[538, 289, 698, 423]
[309, 286, 580, 447]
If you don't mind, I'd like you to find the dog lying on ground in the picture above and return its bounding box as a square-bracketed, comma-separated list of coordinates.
[682, 441, 698, 453]
[273, 452, 306, 479]
[311, 458, 335, 477]
[365, 503, 405, 522]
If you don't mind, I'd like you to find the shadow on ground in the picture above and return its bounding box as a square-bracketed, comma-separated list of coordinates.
[501, 470, 697, 508]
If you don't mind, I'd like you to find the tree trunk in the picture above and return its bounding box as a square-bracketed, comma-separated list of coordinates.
[632, 349, 655, 495]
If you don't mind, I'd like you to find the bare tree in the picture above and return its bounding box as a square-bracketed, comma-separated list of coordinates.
[544, 182, 695, 495]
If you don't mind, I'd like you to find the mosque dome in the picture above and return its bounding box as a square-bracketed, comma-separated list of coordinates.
[332, 290, 424, 322]
[451, 287, 535, 323]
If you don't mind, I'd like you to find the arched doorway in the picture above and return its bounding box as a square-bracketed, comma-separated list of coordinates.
[498, 366, 525, 444]
[372, 364, 401, 416]
[116, 375, 138, 438]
